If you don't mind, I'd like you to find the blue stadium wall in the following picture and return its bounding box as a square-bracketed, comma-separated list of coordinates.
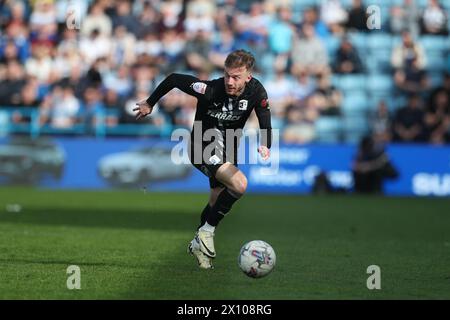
[0, 137, 449, 197]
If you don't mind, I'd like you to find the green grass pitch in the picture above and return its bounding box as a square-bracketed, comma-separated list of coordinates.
[0, 187, 449, 299]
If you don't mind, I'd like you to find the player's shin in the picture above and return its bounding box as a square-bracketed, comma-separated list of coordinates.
[197, 203, 211, 230]
[206, 188, 242, 227]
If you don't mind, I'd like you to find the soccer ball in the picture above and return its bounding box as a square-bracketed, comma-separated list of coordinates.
[238, 240, 276, 278]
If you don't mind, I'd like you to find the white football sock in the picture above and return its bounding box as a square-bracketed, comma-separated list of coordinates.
[200, 222, 215, 233]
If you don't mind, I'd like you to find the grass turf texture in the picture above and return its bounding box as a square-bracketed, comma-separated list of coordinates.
[0, 187, 449, 299]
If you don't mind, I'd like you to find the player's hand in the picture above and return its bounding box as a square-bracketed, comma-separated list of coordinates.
[133, 99, 153, 120]
[258, 146, 270, 161]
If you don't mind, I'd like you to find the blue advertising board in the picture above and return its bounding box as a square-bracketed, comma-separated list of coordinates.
[0, 137, 449, 196]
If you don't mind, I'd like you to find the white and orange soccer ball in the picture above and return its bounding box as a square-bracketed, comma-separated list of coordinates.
[238, 240, 276, 278]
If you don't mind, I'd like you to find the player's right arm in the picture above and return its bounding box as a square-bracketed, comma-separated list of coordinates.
[134, 73, 213, 120]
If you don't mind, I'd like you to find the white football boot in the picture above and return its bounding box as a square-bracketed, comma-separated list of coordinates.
[197, 229, 216, 258]
[188, 235, 213, 269]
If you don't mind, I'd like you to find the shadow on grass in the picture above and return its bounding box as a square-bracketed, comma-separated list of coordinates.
[0, 207, 200, 231]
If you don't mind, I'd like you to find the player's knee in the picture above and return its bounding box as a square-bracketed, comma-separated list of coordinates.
[231, 175, 247, 195]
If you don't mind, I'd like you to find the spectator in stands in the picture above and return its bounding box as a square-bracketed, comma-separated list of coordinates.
[0, 60, 27, 106]
[135, 2, 160, 39]
[209, 28, 237, 71]
[160, 28, 186, 73]
[79, 28, 112, 66]
[234, 1, 269, 59]
[264, 56, 294, 123]
[184, 0, 216, 35]
[320, 0, 348, 35]
[421, 0, 449, 36]
[334, 38, 364, 74]
[290, 68, 317, 105]
[299, 7, 330, 40]
[310, 74, 342, 116]
[158, 0, 185, 33]
[394, 56, 430, 96]
[184, 28, 213, 72]
[369, 100, 392, 144]
[392, 95, 426, 143]
[391, 31, 427, 70]
[39, 85, 81, 129]
[81, 86, 106, 132]
[81, 1, 112, 37]
[424, 90, 450, 144]
[291, 23, 329, 76]
[282, 104, 316, 144]
[268, 6, 295, 57]
[346, 0, 368, 33]
[390, 0, 420, 38]
[110, 25, 137, 68]
[111, 0, 139, 34]
[352, 136, 398, 194]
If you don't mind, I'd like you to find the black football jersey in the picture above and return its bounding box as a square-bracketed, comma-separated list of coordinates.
[146, 73, 272, 148]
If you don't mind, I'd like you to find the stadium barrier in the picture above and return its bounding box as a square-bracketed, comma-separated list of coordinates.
[0, 136, 449, 197]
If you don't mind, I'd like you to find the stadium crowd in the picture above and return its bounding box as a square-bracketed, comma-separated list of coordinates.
[0, 0, 449, 144]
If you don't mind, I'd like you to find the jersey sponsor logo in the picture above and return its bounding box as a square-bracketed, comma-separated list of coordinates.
[191, 82, 207, 94]
[238, 100, 248, 110]
[206, 110, 241, 121]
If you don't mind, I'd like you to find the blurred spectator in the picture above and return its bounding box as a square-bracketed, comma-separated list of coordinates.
[184, 29, 213, 72]
[320, 0, 348, 35]
[81, 86, 106, 131]
[158, 0, 185, 33]
[299, 7, 330, 40]
[352, 136, 398, 194]
[39, 85, 81, 129]
[333, 38, 364, 74]
[135, 2, 161, 39]
[209, 28, 237, 71]
[81, 2, 112, 37]
[234, 1, 269, 56]
[346, 0, 368, 32]
[282, 105, 316, 144]
[394, 56, 430, 96]
[268, 6, 295, 56]
[424, 90, 450, 144]
[1, 20, 31, 64]
[421, 0, 448, 36]
[184, 0, 215, 34]
[111, 0, 139, 34]
[264, 57, 294, 121]
[309, 74, 342, 116]
[0, 60, 26, 106]
[290, 69, 317, 104]
[391, 31, 427, 70]
[25, 44, 55, 84]
[110, 25, 137, 67]
[291, 23, 329, 76]
[392, 95, 426, 143]
[79, 28, 112, 66]
[390, 0, 420, 38]
[103, 65, 133, 98]
[160, 28, 186, 73]
[369, 101, 392, 144]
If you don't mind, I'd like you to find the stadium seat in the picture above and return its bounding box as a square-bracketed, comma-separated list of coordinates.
[325, 36, 341, 57]
[342, 92, 369, 116]
[367, 75, 394, 95]
[347, 32, 368, 55]
[367, 33, 393, 53]
[420, 36, 449, 54]
[315, 116, 343, 143]
[426, 53, 448, 72]
[332, 74, 367, 93]
[342, 116, 369, 144]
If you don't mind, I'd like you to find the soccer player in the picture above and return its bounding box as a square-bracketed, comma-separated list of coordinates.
[134, 50, 272, 269]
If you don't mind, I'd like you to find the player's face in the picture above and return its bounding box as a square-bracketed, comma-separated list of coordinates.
[224, 66, 252, 97]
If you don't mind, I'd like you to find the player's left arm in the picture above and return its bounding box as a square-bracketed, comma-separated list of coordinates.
[254, 86, 272, 161]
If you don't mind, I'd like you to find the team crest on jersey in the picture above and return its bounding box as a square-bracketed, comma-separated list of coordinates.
[191, 82, 207, 94]
[238, 100, 248, 110]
